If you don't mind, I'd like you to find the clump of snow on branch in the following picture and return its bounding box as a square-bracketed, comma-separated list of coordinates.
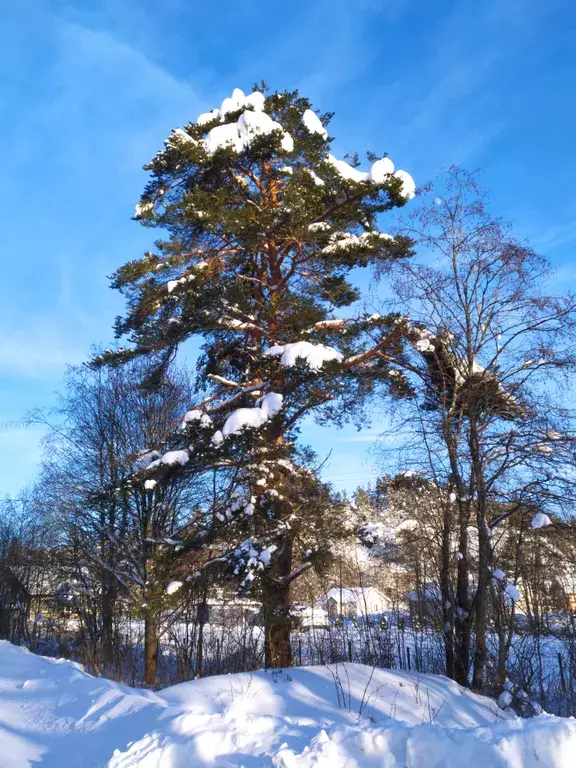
[134, 201, 153, 218]
[200, 89, 293, 156]
[505, 583, 520, 603]
[394, 169, 416, 199]
[308, 221, 332, 232]
[265, 341, 343, 371]
[326, 154, 370, 183]
[132, 450, 161, 472]
[217, 393, 284, 441]
[160, 450, 189, 467]
[531, 512, 552, 529]
[326, 153, 415, 198]
[498, 690, 514, 709]
[211, 430, 224, 446]
[222, 407, 268, 438]
[321, 231, 393, 254]
[233, 539, 278, 583]
[302, 109, 328, 138]
[493, 569, 505, 581]
[197, 88, 265, 125]
[370, 157, 394, 183]
[257, 392, 283, 418]
[180, 409, 212, 429]
[166, 581, 183, 595]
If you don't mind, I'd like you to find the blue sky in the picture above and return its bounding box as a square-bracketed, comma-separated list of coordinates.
[2, 0, 576, 495]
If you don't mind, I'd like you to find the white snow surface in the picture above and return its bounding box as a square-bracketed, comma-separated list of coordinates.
[0, 642, 574, 767]
[265, 341, 343, 371]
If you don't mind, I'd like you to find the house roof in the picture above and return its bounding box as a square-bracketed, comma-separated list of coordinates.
[322, 587, 385, 605]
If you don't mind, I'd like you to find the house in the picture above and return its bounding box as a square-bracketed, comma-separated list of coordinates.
[320, 586, 392, 619]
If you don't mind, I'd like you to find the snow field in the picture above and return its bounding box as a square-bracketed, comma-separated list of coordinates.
[0, 641, 574, 766]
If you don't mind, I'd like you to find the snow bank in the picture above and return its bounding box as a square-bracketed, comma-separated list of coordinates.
[0, 641, 574, 767]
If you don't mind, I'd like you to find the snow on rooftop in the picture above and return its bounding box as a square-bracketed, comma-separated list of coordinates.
[322, 586, 381, 604]
[265, 340, 343, 371]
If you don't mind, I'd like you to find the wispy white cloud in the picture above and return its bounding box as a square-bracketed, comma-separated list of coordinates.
[0, 327, 82, 379]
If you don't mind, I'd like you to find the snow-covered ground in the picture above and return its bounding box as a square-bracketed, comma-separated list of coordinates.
[0, 641, 575, 766]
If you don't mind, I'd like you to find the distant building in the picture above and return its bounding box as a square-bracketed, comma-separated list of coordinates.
[320, 586, 392, 619]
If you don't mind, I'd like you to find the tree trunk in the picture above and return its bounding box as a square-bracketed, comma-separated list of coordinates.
[454, 507, 471, 686]
[101, 582, 116, 671]
[261, 538, 293, 668]
[472, 505, 490, 692]
[262, 580, 292, 668]
[144, 612, 158, 686]
[440, 501, 454, 679]
[196, 589, 208, 678]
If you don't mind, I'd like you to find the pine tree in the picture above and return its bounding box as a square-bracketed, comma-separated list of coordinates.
[97, 85, 415, 667]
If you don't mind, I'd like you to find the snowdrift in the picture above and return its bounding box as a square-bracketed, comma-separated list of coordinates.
[0, 641, 574, 766]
